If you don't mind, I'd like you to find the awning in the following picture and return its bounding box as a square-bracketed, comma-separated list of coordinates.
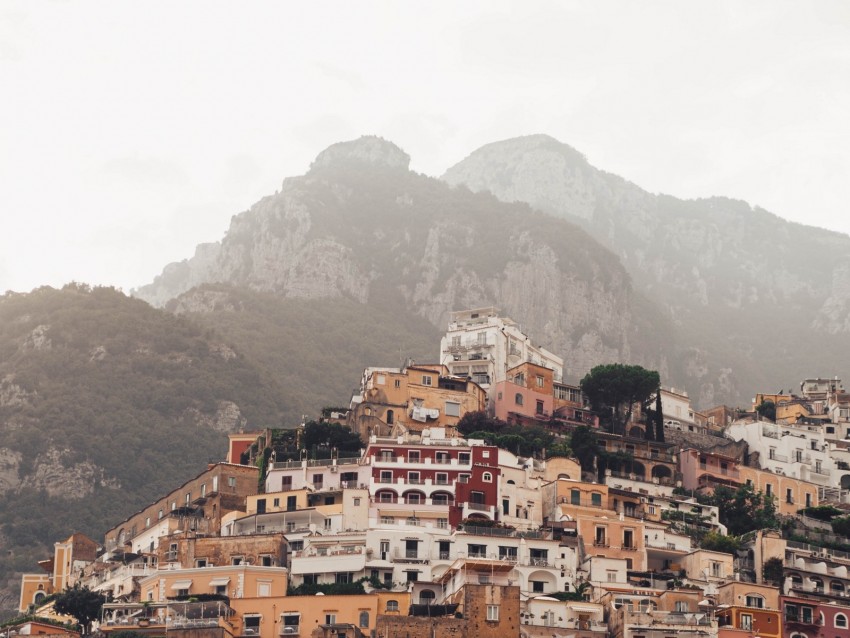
[170, 580, 192, 590]
[209, 577, 230, 587]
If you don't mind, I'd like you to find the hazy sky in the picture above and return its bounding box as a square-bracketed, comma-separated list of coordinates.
[2, 1, 849, 295]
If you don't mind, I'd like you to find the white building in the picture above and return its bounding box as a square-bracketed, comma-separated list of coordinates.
[726, 419, 836, 486]
[439, 307, 564, 391]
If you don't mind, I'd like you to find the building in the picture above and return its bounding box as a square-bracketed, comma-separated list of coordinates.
[439, 308, 564, 393]
[376, 583, 520, 638]
[348, 364, 486, 439]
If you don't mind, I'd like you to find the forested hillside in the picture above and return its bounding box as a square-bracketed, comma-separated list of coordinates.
[0, 284, 290, 612]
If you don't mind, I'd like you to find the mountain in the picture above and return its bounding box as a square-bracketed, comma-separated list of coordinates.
[442, 134, 850, 406]
[165, 284, 440, 421]
[135, 136, 679, 384]
[0, 284, 290, 613]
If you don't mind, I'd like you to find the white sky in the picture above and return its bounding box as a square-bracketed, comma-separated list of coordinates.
[2, 1, 849, 294]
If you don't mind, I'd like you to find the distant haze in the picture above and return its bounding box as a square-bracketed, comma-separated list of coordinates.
[2, 1, 849, 294]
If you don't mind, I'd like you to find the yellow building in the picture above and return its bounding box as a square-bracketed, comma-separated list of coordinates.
[18, 532, 100, 612]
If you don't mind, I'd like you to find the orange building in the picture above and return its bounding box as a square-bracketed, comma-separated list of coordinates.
[349, 364, 486, 439]
[715, 581, 781, 638]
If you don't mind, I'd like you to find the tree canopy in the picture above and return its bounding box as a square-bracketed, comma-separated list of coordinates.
[580, 364, 660, 434]
[707, 483, 779, 536]
[52, 585, 106, 635]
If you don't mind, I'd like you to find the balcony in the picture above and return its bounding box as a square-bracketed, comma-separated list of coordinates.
[279, 626, 300, 636]
[466, 502, 490, 512]
[785, 613, 821, 626]
[393, 548, 426, 563]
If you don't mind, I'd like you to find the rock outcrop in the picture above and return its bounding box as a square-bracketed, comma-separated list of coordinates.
[136, 137, 675, 386]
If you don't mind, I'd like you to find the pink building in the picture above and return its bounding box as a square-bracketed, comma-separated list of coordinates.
[493, 362, 555, 422]
[679, 448, 741, 492]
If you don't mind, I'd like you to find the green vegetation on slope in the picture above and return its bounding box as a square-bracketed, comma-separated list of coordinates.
[0, 284, 290, 609]
[169, 284, 439, 427]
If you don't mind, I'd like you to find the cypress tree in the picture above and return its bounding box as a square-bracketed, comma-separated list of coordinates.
[654, 391, 665, 442]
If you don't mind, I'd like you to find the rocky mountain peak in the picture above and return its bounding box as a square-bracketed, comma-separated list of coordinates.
[310, 135, 411, 172]
[442, 134, 598, 221]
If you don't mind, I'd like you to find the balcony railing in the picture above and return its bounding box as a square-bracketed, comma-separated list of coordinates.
[279, 625, 300, 636]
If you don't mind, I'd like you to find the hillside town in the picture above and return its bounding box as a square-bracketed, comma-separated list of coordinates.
[8, 308, 850, 638]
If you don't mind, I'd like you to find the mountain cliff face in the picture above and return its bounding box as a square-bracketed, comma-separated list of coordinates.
[442, 135, 850, 405]
[136, 137, 677, 384]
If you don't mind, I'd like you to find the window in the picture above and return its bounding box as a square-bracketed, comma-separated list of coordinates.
[324, 614, 336, 625]
[595, 527, 607, 546]
[536, 400, 544, 414]
[458, 452, 471, 464]
[571, 489, 581, 505]
[228, 476, 236, 487]
[786, 488, 794, 504]
[607, 570, 617, 583]
[158, 509, 163, 519]
[445, 401, 461, 417]
[282, 614, 300, 635]
[281, 476, 292, 490]
[498, 546, 517, 560]
[531, 580, 545, 593]
[386, 409, 394, 425]
[335, 573, 353, 584]
[302, 574, 319, 585]
[836, 614, 848, 628]
[487, 605, 499, 621]
[675, 601, 689, 612]
[483, 472, 492, 482]
[436, 472, 449, 485]
[711, 561, 722, 577]
[458, 474, 470, 483]
[623, 529, 634, 549]
[231, 556, 244, 565]
[536, 375, 544, 388]
[591, 492, 602, 507]
[244, 615, 261, 633]
[359, 611, 369, 628]
[394, 379, 401, 388]
[408, 450, 420, 463]
[408, 471, 420, 484]
[515, 393, 524, 406]
[286, 495, 297, 511]
[740, 614, 752, 631]
[468, 544, 487, 558]
[765, 483, 772, 497]
[313, 474, 323, 488]
[422, 375, 432, 386]
[745, 594, 764, 609]
[196, 558, 207, 567]
[386, 600, 399, 612]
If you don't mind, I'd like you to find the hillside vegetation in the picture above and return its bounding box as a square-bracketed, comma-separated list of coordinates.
[0, 284, 290, 612]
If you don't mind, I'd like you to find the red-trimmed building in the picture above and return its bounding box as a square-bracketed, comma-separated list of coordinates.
[780, 594, 850, 638]
[364, 434, 500, 528]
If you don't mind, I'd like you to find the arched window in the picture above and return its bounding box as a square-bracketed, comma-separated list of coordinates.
[420, 590, 436, 605]
[33, 591, 46, 606]
[836, 614, 848, 629]
[483, 472, 492, 483]
[831, 581, 845, 594]
[386, 410, 394, 425]
[359, 611, 369, 628]
[515, 393, 524, 406]
[386, 600, 399, 612]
